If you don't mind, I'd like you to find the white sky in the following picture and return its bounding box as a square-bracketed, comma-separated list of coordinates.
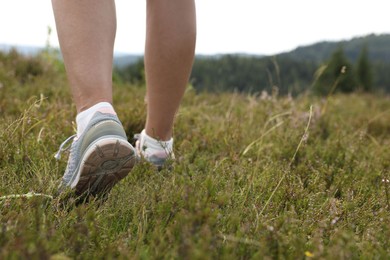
[0, 0, 389, 55]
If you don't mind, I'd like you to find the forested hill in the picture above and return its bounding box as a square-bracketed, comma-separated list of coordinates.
[282, 34, 390, 63]
[115, 34, 390, 95]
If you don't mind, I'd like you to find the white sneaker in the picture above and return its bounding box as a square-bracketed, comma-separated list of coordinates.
[134, 130, 174, 169]
[55, 112, 136, 196]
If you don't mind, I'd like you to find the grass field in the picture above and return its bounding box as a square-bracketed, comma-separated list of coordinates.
[1, 52, 390, 259]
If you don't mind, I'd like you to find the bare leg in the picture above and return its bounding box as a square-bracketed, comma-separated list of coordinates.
[145, 0, 197, 141]
[51, 0, 116, 113]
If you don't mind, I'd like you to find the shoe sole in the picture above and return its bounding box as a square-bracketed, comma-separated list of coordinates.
[70, 137, 136, 196]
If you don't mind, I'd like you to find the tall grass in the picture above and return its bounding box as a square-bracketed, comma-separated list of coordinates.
[0, 51, 389, 259]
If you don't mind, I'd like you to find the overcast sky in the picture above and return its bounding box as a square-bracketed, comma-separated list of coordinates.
[0, 0, 389, 55]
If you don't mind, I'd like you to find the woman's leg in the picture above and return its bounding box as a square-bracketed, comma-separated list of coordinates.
[51, 0, 116, 113]
[52, 0, 136, 196]
[144, 0, 197, 141]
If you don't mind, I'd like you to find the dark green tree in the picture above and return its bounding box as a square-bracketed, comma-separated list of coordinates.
[356, 45, 373, 92]
[313, 46, 357, 95]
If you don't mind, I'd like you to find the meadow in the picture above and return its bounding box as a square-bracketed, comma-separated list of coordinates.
[0, 52, 389, 259]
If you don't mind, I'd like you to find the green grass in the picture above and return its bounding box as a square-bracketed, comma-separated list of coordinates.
[1, 52, 390, 259]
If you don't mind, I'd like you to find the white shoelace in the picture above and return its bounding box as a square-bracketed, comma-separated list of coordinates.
[54, 134, 77, 160]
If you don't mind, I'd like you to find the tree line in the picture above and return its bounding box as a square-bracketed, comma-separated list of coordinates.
[115, 46, 390, 96]
[114, 34, 390, 96]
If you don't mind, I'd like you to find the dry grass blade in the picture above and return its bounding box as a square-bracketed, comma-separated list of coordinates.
[259, 105, 313, 216]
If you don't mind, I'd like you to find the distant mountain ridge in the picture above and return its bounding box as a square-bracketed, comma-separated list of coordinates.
[0, 44, 142, 67]
[280, 33, 390, 64]
[187, 33, 390, 94]
[2, 33, 390, 66]
[3, 34, 390, 94]
[0, 44, 43, 56]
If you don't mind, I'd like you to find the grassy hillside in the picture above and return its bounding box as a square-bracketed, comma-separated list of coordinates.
[1, 52, 390, 259]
